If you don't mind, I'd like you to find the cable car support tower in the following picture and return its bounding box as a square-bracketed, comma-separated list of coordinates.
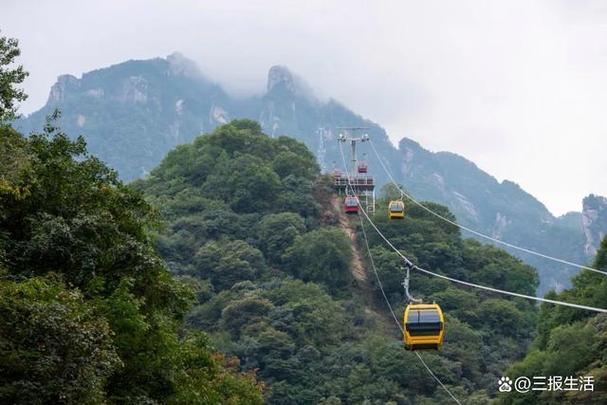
[333, 127, 376, 214]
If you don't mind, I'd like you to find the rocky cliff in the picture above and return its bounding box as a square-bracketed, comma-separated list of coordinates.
[17, 53, 250, 179]
[582, 195, 607, 256]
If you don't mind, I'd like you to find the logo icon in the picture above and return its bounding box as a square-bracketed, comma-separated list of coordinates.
[498, 376, 513, 392]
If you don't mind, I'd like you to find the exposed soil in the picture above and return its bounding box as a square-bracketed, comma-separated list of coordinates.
[331, 195, 400, 336]
[331, 195, 367, 283]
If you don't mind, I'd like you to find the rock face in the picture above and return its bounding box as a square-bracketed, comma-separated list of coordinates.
[20, 57, 380, 179]
[47, 74, 80, 104]
[267, 65, 296, 93]
[16, 54, 607, 294]
[17, 55, 247, 179]
[582, 195, 607, 256]
[167, 52, 202, 78]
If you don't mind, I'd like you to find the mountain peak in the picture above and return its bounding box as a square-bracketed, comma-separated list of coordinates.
[267, 65, 295, 93]
[266, 65, 315, 100]
[47, 74, 80, 104]
[166, 52, 203, 79]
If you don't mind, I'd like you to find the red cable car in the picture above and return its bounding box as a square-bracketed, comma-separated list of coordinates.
[344, 195, 359, 214]
[357, 162, 368, 174]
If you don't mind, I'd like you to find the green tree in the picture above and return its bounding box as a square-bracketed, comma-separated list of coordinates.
[503, 237, 607, 404]
[257, 212, 306, 264]
[204, 154, 282, 213]
[272, 150, 317, 179]
[221, 297, 274, 338]
[477, 299, 527, 337]
[194, 239, 266, 289]
[0, 122, 264, 403]
[0, 275, 119, 404]
[282, 227, 352, 293]
[0, 32, 28, 122]
[366, 246, 405, 302]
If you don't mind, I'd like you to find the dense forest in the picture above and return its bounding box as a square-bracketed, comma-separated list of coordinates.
[0, 120, 265, 403]
[2, 32, 607, 404]
[501, 238, 607, 404]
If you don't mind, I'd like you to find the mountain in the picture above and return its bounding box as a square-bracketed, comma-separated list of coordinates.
[15, 53, 607, 294]
[17, 53, 260, 179]
[394, 138, 594, 294]
[15, 54, 395, 180]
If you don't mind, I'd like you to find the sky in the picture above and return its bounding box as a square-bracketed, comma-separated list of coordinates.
[2, 0, 607, 215]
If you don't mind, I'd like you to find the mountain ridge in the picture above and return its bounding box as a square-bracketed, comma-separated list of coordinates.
[15, 53, 607, 294]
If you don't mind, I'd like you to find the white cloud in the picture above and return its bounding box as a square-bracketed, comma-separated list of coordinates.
[2, 0, 606, 215]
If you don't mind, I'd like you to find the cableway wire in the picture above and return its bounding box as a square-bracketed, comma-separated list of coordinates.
[358, 209, 463, 405]
[368, 139, 607, 277]
[340, 143, 462, 404]
[338, 142, 607, 314]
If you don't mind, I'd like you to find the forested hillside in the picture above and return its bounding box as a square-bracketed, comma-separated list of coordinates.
[0, 120, 263, 403]
[134, 120, 542, 403]
[395, 138, 594, 294]
[500, 238, 607, 404]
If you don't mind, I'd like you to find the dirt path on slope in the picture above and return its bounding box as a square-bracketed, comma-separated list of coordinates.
[331, 196, 368, 284]
[330, 196, 399, 336]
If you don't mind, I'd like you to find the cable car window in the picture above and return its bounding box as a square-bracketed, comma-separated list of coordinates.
[418, 310, 440, 323]
[390, 203, 402, 212]
[406, 309, 442, 336]
[346, 197, 357, 206]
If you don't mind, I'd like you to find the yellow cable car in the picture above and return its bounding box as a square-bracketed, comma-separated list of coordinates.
[403, 303, 444, 350]
[388, 200, 405, 219]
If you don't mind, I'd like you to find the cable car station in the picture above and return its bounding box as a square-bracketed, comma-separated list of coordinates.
[333, 128, 376, 215]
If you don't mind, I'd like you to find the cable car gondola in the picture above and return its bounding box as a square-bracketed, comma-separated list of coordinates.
[344, 195, 359, 214]
[357, 162, 368, 174]
[388, 200, 405, 219]
[403, 303, 444, 351]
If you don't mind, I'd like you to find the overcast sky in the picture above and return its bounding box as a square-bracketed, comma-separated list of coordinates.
[3, 0, 607, 215]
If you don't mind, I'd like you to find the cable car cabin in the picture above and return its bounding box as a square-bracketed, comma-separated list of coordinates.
[357, 162, 368, 174]
[344, 195, 359, 214]
[388, 200, 405, 219]
[403, 303, 444, 351]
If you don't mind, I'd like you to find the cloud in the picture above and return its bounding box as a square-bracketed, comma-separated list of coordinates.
[2, 0, 606, 215]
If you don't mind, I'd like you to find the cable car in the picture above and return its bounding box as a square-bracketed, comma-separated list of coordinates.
[357, 162, 368, 174]
[344, 195, 359, 214]
[388, 200, 405, 219]
[403, 303, 444, 350]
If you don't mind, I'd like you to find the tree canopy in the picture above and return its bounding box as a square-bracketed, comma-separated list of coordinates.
[0, 32, 28, 122]
[0, 120, 264, 403]
[501, 236, 607, 404]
